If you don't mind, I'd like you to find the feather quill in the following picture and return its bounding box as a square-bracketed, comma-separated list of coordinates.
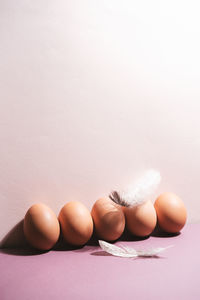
[109, 169, 161, 207]
[99, 240, 173, 258]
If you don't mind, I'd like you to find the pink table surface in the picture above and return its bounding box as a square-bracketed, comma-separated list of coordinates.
[0, 223, 200, 300]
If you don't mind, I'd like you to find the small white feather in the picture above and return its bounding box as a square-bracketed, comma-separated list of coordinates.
[99, 240, 173, 258]
[99, 240, 137, 257]
[110, 169, 161, 207]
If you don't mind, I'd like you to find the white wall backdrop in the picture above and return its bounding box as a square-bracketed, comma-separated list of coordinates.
[0, 0, 200, 246]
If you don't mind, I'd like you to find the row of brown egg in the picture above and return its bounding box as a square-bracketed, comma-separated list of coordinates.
[23, 192, 187, 250]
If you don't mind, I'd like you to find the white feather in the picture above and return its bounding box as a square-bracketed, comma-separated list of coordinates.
[99, 240, 137, 257]
[99, 240, 173, 258]
[110, 169, 161, 207]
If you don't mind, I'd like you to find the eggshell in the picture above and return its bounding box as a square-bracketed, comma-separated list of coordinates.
[154, 192, 187, 233]
[58, 201, 93, 246]
[124, 200, 157, 237]
[23, 203, 60, 250]
[91, 197, 125, 241]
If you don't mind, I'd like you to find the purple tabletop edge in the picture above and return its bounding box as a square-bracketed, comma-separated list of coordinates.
[0, 223, 200, 300]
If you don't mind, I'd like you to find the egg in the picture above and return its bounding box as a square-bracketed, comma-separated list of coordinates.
[23, 203, 60, 250]
[124, 200, 157, 237]
[58, 201, 93, 246]
[91, 197, 125, 241]
[154, 192, 187, 233]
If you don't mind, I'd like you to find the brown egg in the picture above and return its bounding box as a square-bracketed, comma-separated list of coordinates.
[58, 201, 93, 246]
[23, 203, 60, 250]
[91, 197, 125, 241]
[124, 200, 157, 237]
[154, 192, 187, 233]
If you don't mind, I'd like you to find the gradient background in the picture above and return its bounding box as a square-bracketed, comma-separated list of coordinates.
[0, 0, 200, 246]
